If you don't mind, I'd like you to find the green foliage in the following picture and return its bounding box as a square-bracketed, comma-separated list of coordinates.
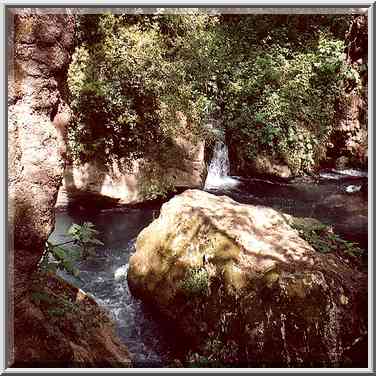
[180, 267, 210, 297]
[291, 220, 363, 257]
[68, 221, 104, 257]
[39, 222, 104, 278]
[40, 241, 81, 277]
[67, 14, 215, 160]
[226, 31, 357, 175]
[46, 307, 67, 317]
[68, 13, 224, 197]
[31, 291, 56, 305]
[136, 159, 177, 200]
[31, 290, 79, 318]
[185, 333, 239, 367]
[68, 13, 360, 184]
[186, 351, 224, 368]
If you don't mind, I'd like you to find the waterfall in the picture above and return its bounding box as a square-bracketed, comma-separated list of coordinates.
[207, 141, 231, 180]
[204, 140, 239, 189]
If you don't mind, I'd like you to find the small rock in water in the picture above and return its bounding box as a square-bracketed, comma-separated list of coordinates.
[114, 264, 128, 281]
[345, 185, 362, 193]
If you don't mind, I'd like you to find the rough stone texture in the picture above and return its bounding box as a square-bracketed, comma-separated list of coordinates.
[345, 15, 368, 66]
[168, 137, 206, 188]
[329, 92, 368, 169]
[251, 154, 292, 178]
[14, 273, 131, 367]
[128, 189, 367, 367]
[8, 10, 75, 305]
[327, 15, 368, 170]
[56, 138, 206, 206]
[56, 160, 141, 206]
[8, 11, 131, 367]
[228, 148, 292, 179]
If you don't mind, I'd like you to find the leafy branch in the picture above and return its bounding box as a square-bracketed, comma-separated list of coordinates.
[39, 222, 104, 278]
[291, 220, 363, 257]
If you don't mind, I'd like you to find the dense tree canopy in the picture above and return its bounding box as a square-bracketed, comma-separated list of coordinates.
[67, 13, 365, 196]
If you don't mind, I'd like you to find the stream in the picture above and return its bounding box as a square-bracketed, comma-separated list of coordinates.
[49, 164, 368, 367]
[49, 204, 185, 367]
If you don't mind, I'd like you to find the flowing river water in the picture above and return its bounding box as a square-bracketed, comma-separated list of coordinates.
[49, 204, 184, 367]
[50, 155, 368, 366]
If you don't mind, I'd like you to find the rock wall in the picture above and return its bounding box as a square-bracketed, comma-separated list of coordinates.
[326, 14, 368, 170]
[8, 10, 130, 367]
[229, 152, 292, 179]
[14, 272, 131, 367]
[56, 138, 206, 206]
[8, 9, 75, 307]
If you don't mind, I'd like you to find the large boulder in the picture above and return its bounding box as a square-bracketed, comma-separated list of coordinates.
[128, 189, 367, 367]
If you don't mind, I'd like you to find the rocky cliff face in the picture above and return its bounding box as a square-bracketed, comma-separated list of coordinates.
[8, 9, 75, 307]
[327, 14, 368, 170]
[8, 11, 130, 367]
[14, 272, 131, 367]
[56, 138, 206, 207]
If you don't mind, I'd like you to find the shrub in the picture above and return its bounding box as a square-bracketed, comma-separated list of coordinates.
[226, 32, 359, 175]
[180, 267, 210, 296]
[39, 222, 104, 278]
[68, 14, 361, 183]
[291, 219, 363, 257]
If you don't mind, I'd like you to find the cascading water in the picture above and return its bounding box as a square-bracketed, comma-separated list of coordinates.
[206, 141, 230, 180]
[50, 165, 368, 366]
[50, 207, 184, 367]
[204, 140, 239, 189]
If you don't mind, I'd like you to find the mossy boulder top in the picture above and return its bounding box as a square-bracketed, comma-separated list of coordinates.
[128, 189, 367, 367]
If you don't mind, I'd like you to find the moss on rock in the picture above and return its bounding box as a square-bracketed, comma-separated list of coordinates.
[128, 189, 367, 367]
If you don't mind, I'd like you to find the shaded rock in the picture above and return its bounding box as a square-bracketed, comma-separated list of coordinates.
[326, 15, 368, 171]
[345, 15, 368, 66]
[8, 10, 75, 304]
[128, 189, 367, 367]
[57, 137, 206, 206]
[8, 11, 131, 367]
[230, 153, 292, 179]
[252, 154, 292, 178]
[13, 273, 131, 367]
[336, 156, 350, 170]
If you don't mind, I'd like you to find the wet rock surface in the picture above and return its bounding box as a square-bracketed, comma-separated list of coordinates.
[128, 189, 367, 367]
